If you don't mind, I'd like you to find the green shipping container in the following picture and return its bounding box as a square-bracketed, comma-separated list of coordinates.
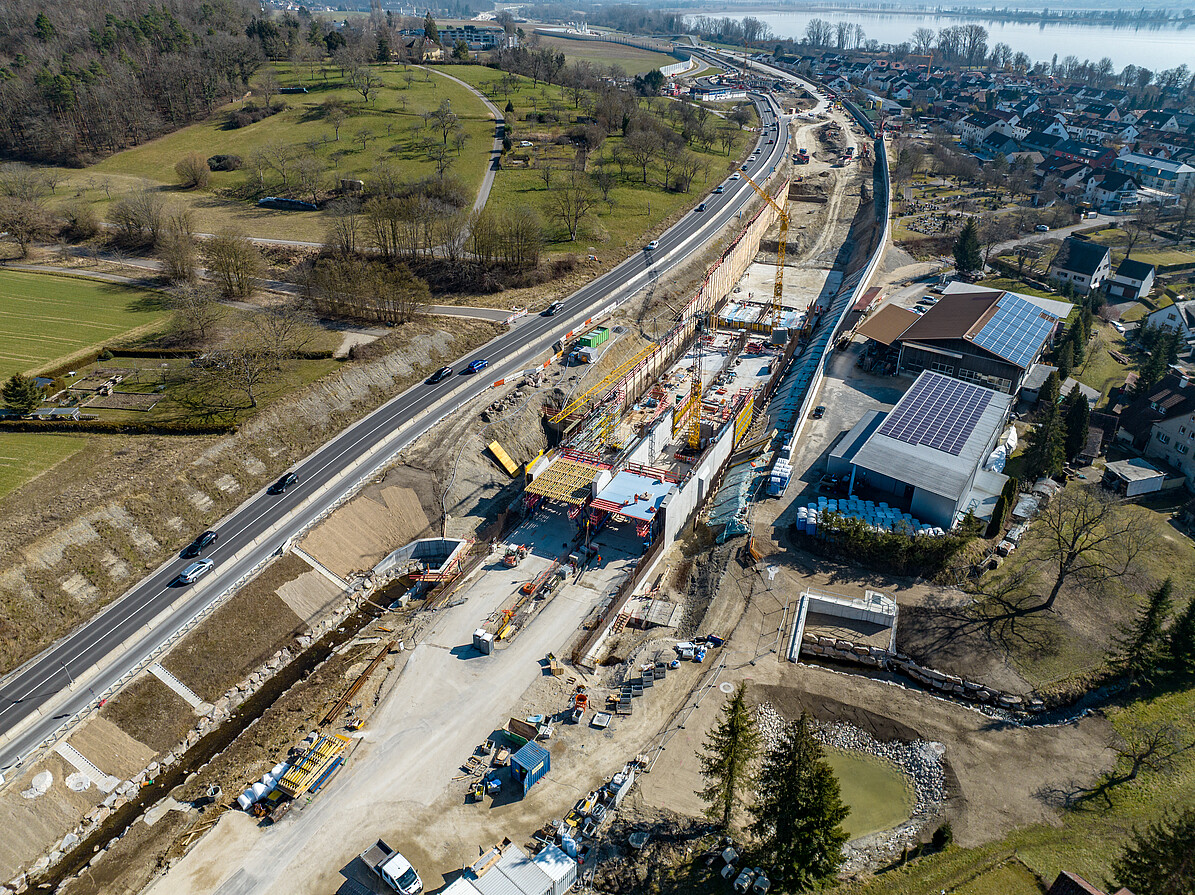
[580, 328, 610, 348]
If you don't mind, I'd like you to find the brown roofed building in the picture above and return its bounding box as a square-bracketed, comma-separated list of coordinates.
[1048, 870, 1135, 895]
[855, 304, 919, 345]
[891, 284, 1070, 394]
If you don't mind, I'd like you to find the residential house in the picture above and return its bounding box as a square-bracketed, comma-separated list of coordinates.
[958, 111, 1002, 147]
[1114, 151, 1195, 194]
[1049, 237, 1112, 294]
[437, 23, 508, 49]
[1022, 130, 1066, 155]
[1107, 259, 1156, 301]
[1082, 169, 1139, 212]
[1145, 299, 1195, 338]
[1052, 139, 1117, 168]
[1047, 870, 1135, 895]
[1134, 110, 1180, 132]
[1115, 371, 1195, 456]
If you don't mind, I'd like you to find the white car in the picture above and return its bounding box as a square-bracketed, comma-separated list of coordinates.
[730, 173, 741, 180]
[646, 240, 659, 250]
[1112, 321, 1125, 333]
[519, 140, 533, 147]
[177, 559, 213, 585]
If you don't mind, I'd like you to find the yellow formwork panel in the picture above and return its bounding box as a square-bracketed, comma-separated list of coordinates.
[525, 458, 602, 505]
[277, 733, 350, 798]
[488, 440, 519, 476]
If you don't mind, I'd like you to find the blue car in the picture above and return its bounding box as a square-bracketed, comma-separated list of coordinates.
[467, 359, 489, 374]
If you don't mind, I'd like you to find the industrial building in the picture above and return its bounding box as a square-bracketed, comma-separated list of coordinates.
[856, 285, 1070, 394]
[828, 371, 1014, 528]
[443, 842, 577, 895]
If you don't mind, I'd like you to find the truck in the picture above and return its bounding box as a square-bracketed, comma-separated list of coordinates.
[360, 840, 423, 895]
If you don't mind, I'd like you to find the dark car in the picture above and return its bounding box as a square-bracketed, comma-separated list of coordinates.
[428, 366, 453, 383]
[810, 405, 826, 419]
[182, 530, 219, 558]
[466, 359, 489, 374]
[543, 301, 565, 316]
[267, 472, 299, 494]
[696, 202, 707, 212]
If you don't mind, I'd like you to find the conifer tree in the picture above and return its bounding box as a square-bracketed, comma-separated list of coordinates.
[1112, 807, 1195, 895]
[1063, 388, 1090, 461]
[749, 715, 850, 891]
[1167, 595, 1195, 676]
[697, 683, 760, 829]
[953, 217, 982, 275]
[1118, 578, 1173, 684]
[2, 372, 41, 415]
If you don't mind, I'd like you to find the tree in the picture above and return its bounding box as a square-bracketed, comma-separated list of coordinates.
[2, 373, 41, 416]
[750, 715, 849, 890]
[175, 153, 210, 190]
[1028, 486, 1151, 612]
[1023, 404, 1064, 482]
[1062, 387, 1090, 461]
[698, 683, 759, 830]
[1167, 595, 1195, 676]
[205, 228, 263, 298]
[911, 27, 935, 55]
[1112, 807, 1195, 895]
[553, 175, 597, 241]
[953, 217, 982, 275]
[1117, 578, 1173, 683]
[453, 39, 469, 61]
[1056, 340, 1074, 382]
[0, 197, 52, 258]
[1068, 319, 1087, 366]
[171, 285, 221, 346]
[351, 67, 381, 104]
[158, 204, 198, 282]
[423, 13, 439, 44]
[259, 69, 280, 109]
[110, 187, 166, 248]
[429, 99, 459, 145]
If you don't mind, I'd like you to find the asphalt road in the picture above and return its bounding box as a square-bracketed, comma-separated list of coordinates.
[0, 92, 791, 775]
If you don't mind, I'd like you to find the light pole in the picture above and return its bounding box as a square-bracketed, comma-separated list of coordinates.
[61, 660, 75, 688]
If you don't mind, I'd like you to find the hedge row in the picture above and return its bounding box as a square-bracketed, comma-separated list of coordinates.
[0, 419, 236, 436]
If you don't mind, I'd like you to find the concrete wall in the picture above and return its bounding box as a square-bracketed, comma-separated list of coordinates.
[623, 414, 672, 468]
[660, 412, 739, 545]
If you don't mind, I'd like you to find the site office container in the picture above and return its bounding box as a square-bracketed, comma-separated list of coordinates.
[510, 742, 550, 796]
[578, 328, 610, 348]
[533, 845, 577, 895]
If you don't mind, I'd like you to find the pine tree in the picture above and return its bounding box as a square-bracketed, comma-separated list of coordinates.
[1056, 340, 1074, 381]
[1118, 578, 1173, 683]
[423, 12, 439, 44]
[1167, 595, 1195, 676]
[1063, 388, 1090, 461]
[953, 218, 982, 275]
[1039, 369, 1061, 408]
[1023, 405, 1064, 480]
[2, 372, 41, 415]
[1069, 319, 1087, 365]
[749, 715, 850, 891]
[1112, 806, 1195, 895]
[697, 683, 760, 830]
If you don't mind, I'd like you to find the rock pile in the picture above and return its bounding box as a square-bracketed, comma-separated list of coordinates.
[755, 703, 947, 873]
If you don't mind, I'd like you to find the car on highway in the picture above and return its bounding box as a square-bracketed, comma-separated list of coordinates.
[696, 202, 707, 212]
[1035, 224, 1050, 232]
[176, 559, 214, 586]
[646, 239, 659, 250]
[543, 301, 565, 316]
[810, 405, 826, 419]
[268, 472, 299, 494]
[466, 359, 489, 374]
[740, 164, 748, 171]
[427, 366, 453, 384]
[712, 185, 724, 194]
[181, 530, 219, 558]
[730, 173, 741, 180]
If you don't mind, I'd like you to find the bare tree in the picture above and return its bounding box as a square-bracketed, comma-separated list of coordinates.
[350, 66, 381, 104]
[0, 198, 52, 258]
[175, 152, 210, 190]
[293, 153, 326, 206]
[1026, 486, 1151, 612]
[205, 228, 263, 298]
[110, 187, 167, 247]
[258, 70, 280, 109]
[249, 301, 318, 367]
[539, 163, 554, 189]
[171, 284, 221, 346]
[428, 98, 459, 145]
[553, 175, 598, 241]
[325, 198, 363, 257]
[158, 204, 198, 282]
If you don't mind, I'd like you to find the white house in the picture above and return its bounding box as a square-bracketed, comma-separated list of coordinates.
[1107, 258, 1156, 301]
[1114, 152, 1195, 195]
[1049, 237, 1112, 294]
[1145, 299, 1195, 339]
[957, 112, 1001, 147]
[1083, 170, 1139, 212]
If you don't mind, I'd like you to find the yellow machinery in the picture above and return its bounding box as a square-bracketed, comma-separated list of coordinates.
[550, 345, 655, 425]
[277, 733, 350, 798]
[741, 173, 789, 332]
[687, 320, 704, 450]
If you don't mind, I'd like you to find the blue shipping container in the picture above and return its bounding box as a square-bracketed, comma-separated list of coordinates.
[511, 742, 550, 796]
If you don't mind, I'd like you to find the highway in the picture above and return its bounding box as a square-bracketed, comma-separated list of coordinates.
[0, 91, 791, 776]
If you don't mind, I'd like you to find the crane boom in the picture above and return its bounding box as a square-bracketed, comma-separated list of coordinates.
[740, 173, 789, 332]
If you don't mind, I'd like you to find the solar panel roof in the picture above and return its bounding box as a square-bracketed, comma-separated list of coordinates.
[877, 373, 994, 456]
[968, 292, 1060, 370]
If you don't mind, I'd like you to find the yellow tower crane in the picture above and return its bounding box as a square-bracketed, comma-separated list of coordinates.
[740, 172, 789, 332]
[688, 316, 705, 451]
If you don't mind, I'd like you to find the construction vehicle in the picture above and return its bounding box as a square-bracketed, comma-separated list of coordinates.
[740, 172, 789, 332]
[360, 840, 424, 895]
[502, 544, 527, 567]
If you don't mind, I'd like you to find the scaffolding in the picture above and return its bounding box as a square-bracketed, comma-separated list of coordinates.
[524, 457, 606, 504]
[549, 345, 655, 425]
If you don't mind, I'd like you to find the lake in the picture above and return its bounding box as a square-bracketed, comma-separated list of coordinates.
[741, 9, 1194, 71]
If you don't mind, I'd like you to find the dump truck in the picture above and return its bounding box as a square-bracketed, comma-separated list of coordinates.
[360, 840, 423, 895]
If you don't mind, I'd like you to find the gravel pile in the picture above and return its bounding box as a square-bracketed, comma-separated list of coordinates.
[755, 703, 947, 873]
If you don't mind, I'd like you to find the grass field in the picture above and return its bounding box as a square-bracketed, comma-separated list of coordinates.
[1072, 325, 1130, 404]
[0, 433, 85, 499]
[534, 34, 680, 75]
[825, 748, 914, 840]
[448, 65, 750, 253]
[0, 270, 169, 378]
[47, 63, 493, 242]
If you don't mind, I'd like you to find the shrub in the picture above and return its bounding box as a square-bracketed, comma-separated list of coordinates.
[208, 154, 243, 172]
[175, 152, 210, 189]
